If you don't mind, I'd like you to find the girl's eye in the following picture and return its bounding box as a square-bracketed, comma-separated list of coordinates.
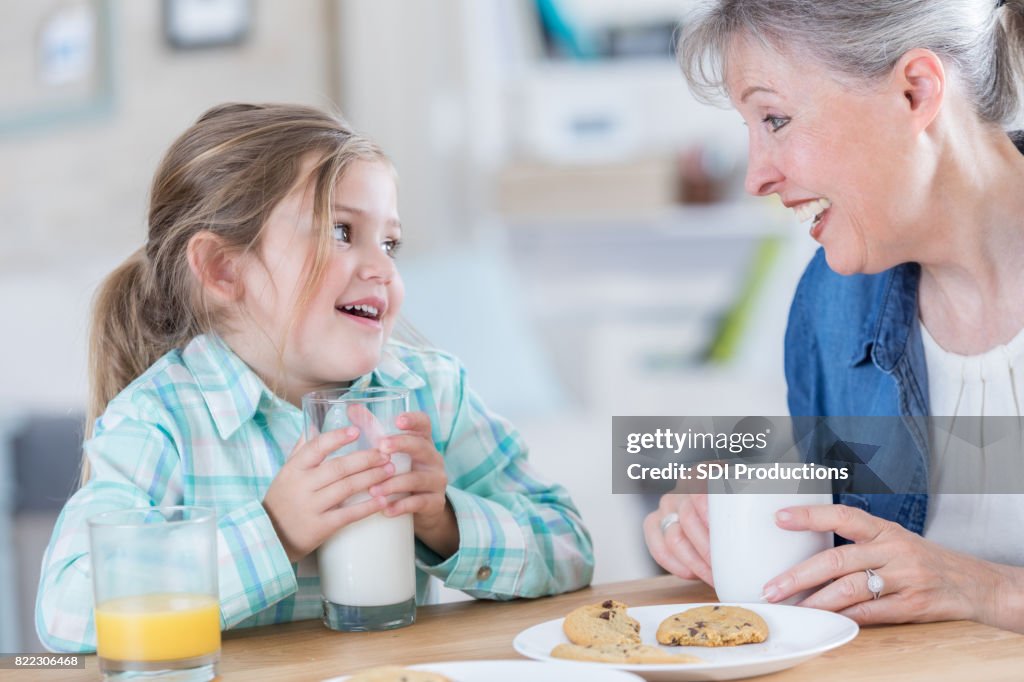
[332, 223, 350, 243]
[762, 114, 790, 132]
[383, 238, 402, 258]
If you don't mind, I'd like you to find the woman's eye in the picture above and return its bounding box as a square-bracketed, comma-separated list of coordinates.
[332, 223, 350, 243]
[383, 239, 402, 258]
[762, 114, 790, 132]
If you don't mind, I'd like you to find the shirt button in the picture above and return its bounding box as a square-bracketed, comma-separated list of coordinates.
[475, 565, 492, 581]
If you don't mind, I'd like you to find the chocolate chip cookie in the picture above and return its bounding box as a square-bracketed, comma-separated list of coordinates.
[656, 605, 768, 647]
[562, 599, 642, 645]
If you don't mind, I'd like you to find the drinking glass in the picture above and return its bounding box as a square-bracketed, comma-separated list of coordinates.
[88, 506, 219, 681]
[302, 387, 416, 631]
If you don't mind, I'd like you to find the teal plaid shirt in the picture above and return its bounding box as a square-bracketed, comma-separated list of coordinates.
[36, 334, 593, 653]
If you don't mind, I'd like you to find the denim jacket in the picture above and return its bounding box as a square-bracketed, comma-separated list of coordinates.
[784, 252, 929, 534]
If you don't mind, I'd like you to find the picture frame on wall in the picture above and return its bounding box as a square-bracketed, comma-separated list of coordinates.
[0, 0, 114, 135]
[163, 0, 252, 50]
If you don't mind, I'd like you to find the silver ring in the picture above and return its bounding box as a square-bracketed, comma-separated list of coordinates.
[660, 512, 680, 534]
[865, 568, 884, 600]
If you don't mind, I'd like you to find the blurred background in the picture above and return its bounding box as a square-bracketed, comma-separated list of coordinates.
[0, 0, 817, 651]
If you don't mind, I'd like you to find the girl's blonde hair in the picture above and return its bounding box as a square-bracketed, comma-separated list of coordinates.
[84, 103, 389, 481]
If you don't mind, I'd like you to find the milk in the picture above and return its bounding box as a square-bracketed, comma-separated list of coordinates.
[318, 512, 416, 606]
[317, 451, 416, 607]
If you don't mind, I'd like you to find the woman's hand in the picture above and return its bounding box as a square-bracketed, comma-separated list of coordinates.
[643, 493, 714, 585]
[263, 427, 395, 563]
[370, 411, 459, 558]
[762, 504, 1013, 627]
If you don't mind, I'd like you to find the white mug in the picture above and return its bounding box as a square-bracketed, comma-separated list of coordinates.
[709, 487, 833, 604]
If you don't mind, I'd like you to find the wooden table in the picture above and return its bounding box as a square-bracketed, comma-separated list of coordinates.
[7, 575, 1024, 681]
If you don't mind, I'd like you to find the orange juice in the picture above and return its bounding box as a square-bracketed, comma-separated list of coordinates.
[95, 593, 220, 662]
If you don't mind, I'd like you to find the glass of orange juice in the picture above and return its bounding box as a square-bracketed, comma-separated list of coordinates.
[87, 506, 219, 681]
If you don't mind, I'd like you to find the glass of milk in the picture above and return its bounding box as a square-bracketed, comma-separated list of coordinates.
[302, 387, 416, 631]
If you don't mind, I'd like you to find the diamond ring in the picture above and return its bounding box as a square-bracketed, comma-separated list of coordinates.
[865, 568, 884, 600]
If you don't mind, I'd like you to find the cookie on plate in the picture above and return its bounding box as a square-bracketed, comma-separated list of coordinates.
[347, 665, 452, 682]
[562, 599, 641, 645]
[551, 642, 703, 664]
[656, 605, 768, 647]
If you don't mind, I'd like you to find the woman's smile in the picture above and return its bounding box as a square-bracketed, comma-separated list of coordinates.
[808, 203, 832, 241]
[788, 197, 833, 240]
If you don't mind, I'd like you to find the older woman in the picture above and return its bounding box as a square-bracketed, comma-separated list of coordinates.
[645, 0, 1024, 631]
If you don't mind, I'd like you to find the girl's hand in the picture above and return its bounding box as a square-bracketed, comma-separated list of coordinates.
[762, 504, 1007, 627]
[643, 493, 714, 586]
[263, 428, 395, 563]
[369, 411, 459, 558]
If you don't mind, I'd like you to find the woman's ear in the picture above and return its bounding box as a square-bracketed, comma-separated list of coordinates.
[894, 48, 945, 133]
[186, 231, 243, 304]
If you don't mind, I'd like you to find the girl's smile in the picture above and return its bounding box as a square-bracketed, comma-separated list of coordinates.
[336, 295, 387, 330]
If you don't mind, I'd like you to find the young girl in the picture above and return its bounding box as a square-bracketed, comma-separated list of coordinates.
[36, 103, 594, 652]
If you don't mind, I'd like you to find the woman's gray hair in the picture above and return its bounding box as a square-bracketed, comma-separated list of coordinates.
[678, 0, 1024, 125]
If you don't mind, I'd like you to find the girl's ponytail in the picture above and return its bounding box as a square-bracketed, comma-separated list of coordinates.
[88, 249, 154, 429]
[82, 247, 169, 482]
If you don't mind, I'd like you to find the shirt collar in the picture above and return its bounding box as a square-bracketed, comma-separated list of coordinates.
[183, 334, 426, 440]
[355, 342, 428, 393]
[182, 334, 276, 440]
[859, 262, 922, 373]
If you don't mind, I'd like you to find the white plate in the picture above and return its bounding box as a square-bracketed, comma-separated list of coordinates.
[513, 602, 859, 681]
[324, 659, 645, 681]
